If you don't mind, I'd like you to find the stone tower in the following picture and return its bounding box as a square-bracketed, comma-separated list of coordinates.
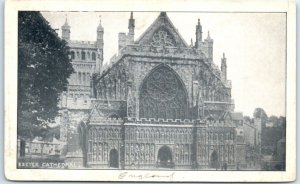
[61, 17, 70, 41]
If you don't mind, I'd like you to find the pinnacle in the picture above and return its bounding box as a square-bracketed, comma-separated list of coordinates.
[62, 14, 70, 28]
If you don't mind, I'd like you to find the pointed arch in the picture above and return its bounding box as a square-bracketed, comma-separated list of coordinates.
[92, 52, 96, 60]
[139, 64, 188, 120]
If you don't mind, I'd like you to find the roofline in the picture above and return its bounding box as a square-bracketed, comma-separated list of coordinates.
[135, 12, 189, 47]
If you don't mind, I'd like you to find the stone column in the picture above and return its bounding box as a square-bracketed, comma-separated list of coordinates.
[191, 120, 199, 169]
[120, 121, 126, 169]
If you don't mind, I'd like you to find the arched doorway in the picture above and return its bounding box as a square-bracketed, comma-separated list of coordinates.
[109, 114, 119, 118]
[210, 150, 219, 170]
[157, 146, 174, 168]
[139, 64, 188, 120]
[109, 149, 119, 168]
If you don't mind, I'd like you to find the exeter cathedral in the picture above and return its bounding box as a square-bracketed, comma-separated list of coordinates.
[60, 12, 260, 170]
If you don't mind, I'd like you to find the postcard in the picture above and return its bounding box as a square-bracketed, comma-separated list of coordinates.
[4, 0, 296, 182]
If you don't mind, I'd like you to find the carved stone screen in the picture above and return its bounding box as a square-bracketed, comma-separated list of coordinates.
[139, 65, 188, 120]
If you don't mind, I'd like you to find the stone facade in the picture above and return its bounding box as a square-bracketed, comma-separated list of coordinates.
[76, 12, 240, 170]
[59, 17, 104, 142]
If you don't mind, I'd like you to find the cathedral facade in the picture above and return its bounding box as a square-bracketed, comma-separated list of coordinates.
[73, 12, 240, 170]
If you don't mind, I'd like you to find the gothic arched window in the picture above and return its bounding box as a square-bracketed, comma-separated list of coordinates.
[92, 52, 96, 60]
[70, 51, 75, 59]
[139, 65, 188, 120]
[81, 51, 86, 60]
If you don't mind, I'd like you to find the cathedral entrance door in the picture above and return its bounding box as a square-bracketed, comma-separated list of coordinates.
[109, 149, 119, 168]
[210, 150, 219, 170]
[157, 146, 174, 168]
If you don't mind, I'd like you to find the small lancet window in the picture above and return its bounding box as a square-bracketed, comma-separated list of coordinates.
[92, 52, 96, 60]
[81, 51, 86, 60]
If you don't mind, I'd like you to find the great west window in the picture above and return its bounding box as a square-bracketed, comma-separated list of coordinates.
[139, 65, 188, 120]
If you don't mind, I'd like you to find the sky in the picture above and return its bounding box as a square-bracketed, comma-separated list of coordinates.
[41, 11, 286, 117]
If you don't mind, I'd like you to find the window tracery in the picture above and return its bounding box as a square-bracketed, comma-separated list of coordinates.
[139, 65, 187, 120]
[151, 29, 175, 47]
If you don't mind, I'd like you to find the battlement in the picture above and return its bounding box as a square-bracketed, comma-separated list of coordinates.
[125, 117, 201, 125]
[68, 40, 97, 48]
[205, 120, 235, 127]
[100, 44, 229, 89]
[89, 117, 123, 125]
[88, 116, 235, 127]
[101, 44, 206, 73]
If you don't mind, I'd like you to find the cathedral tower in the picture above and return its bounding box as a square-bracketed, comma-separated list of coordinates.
[61, 17, 70, 41]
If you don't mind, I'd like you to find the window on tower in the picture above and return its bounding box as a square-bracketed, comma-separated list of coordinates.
[81, 51, 86, 60]
[92, 52, 96, 60]
[70, 51, 75, 60]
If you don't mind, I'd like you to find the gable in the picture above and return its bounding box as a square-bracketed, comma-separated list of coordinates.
[136, 12, 188, 48]
[89, 103, 104, 122]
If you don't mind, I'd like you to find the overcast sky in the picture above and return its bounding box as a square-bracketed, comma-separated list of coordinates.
[41, 12, 286, 117]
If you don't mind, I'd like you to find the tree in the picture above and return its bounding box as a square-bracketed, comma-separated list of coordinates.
[253, 108, 268, 120]
[253, 108, 268, 127]
[243, 116, 252, 123]
[269, 116, 279, 127]
[18, 11, 74, 155]
[278, 116, 286, 129]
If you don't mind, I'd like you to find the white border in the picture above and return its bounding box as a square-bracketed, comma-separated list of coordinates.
[4, 0, 296, 182]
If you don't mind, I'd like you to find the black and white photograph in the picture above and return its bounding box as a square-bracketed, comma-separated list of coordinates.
[4, 0, 296, 182]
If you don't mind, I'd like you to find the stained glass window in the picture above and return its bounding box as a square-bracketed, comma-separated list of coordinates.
[139, 65, 187, 120]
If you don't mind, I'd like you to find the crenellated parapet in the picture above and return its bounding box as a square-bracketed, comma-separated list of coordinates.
[88, 115, 236, 128]
[89, 117, 123, 125]
[119, 44, 206, 60]
[205, 120, 235, 127]
[100, 43, 229, 90]
[125, 117, 196, 126]
[69, 40, 97, 49]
